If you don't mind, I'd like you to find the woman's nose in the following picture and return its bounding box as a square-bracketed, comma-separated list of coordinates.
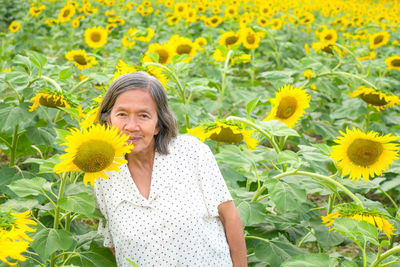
[125, 116, 140, 131]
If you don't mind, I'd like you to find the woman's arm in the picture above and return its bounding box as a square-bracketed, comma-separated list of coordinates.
[218, 200, 248, 267]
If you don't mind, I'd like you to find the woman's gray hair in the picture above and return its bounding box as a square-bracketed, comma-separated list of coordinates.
[97, 71, 178, 154]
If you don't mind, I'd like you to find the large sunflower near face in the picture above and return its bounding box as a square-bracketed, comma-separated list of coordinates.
[330, 128, 399, 182]
[143, 43, 174, 65]
[187, 119, 258, 151]
[264, 84, 310, 128]
[57, 5, 76, 22]
[350, 86, 400, 111]
[29, 90, 72, 112]
[322, 203, 394, 238]
[65, 49, 98, 70]
[0, 209, 37, 266]
[369, 32, 390, 49]
[54, 124, 134, 186]
[84, 26, 108, 49]
[385, 55, 400, 71]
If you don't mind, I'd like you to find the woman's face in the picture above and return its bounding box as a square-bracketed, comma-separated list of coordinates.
[108, 89, 160, 156]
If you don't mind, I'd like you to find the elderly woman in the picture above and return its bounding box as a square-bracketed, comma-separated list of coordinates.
[95, 71, 247, 267]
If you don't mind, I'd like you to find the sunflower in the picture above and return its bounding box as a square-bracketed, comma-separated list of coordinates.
[319, 28, 338, 45]
[57, 5, 76, 22]
[187, 119, 258, 150]
[174, 2, 188, 17]
[167, 15, 181, 26]
[205, 16, 223, 27]
[112, 59, 138, 82]
[65, 49, 98, 70]
[130, 27, 154, 42]
[185, 8, 197, 23]
[218, 31, 242, 49]
[224, 6, 237, 19]
[194, 37, 207, 50]
[240, 27, 261, 49]
[256, 16, 268, 27]
[8, 21, 21, 33]
[303, 69, 313, 79]
[84, 26, 108, 49]
[54, 124, 133, 186]
[369, 32, 390, 49]
[264, 84, 310, 128]
[143, 43, 174, 65]
[350, 86, 400, 111]
[358, 51, 376, 61]
[0, 209, 36, 266]
[144, 65, 169, 89]
[169, 35, 198, 63]
[322, 203, 394, 238]
[45, 18, 57, 26]
[29, 4, 45, 17]
[385, 55, 400, 71]
[330, 128, 399, 182]
[268, 18, 282, 30]
[212, 48, 226, 62]
[29, 90, 72, 112]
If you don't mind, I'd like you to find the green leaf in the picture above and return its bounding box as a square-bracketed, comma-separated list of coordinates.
[27, 50, 47, 70]
[58, 107, 81, 121]
[254, 237, 306, 267]
[5, 71, 30, 88]
[58, 192, 98, 219]
[341, 261, 359, 267]
[59, 67, 73, 80]
[31, 228, 74, 261]
[309, 218, 345, 250]
[259, 70, 295, 87]
[282, 253, 339, 267]
[311, 143, 332, 156]
[127, 258, 140, 267]
[257, 120, 299, 137]
[148, 52, 160, 63]
[333, 218, 379, 246]
[246, 96, 261, 117]
[67, 241, 117, 267]
[298, 145, 330, 162]
[7, 177, 48, 197]
[23, 155, 59, 174]
[0, 106, 35, 132]
[25, 126, 56, 146]
[267, 179, 306, 212]
[277, 150, 300, 166]
[13, 55, 33, 70]
[236, 201, 267, 227]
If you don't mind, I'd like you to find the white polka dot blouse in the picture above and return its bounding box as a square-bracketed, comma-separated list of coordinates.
[94, 135, 233, 267]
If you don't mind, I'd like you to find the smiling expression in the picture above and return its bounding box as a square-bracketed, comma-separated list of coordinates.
[108, 89, 160, 157]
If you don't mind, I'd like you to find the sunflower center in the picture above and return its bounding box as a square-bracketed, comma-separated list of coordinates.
[247, 34, 255, 44]
[225, 36, 238, 45]
[360, 93, 388, 106]
[73, 55, 88, 65]
[211, 18, 218, 24]
[374, 35, 384, 45]
[347, 139, 383, 167]
[73, 140, 115, 172]
[322, 45, 333, 55]
[91, 32, 101, 42]
[391, 59, 400, 67]
[39, 95, 67, 108]
[209, 127, 244, 143]
[177, 44, 192, 54]
[63, 9, 71, 17]
[325, 34, 333, 41]
[276, 96, 297, 119]
[156, 49, 169, 64]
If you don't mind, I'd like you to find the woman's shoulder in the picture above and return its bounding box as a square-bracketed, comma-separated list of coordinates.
[168, 135, 208, 154]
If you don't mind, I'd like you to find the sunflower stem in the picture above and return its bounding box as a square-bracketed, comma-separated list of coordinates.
[9, 124, 19, 168]
[327, 194, 335, 214]
[298, 230, 314, 247]
[251, 185, 267, 202]
[317, 71, 377, 90]
[377, 187, 399, 213]
[335, 43, 366, 75]
[8, 82, 23, 105]
[41, 76, 62, 92]
[245, 235, 270, 243]
[362, 243, 367, 267]
[219, 50, 233, 102]
[250, 49, 255, 86]
[273, 170, 363, 207]
[263, 29, 281, 69]
[69, 77, 93, 94]
[25, 255, 44, 266]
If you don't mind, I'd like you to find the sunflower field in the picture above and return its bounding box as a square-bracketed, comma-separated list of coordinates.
[1, 0, 400, 266]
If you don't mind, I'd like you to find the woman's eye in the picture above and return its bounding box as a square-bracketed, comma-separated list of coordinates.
[117, 113, 127, 117]
[140, 114, 150, 118]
